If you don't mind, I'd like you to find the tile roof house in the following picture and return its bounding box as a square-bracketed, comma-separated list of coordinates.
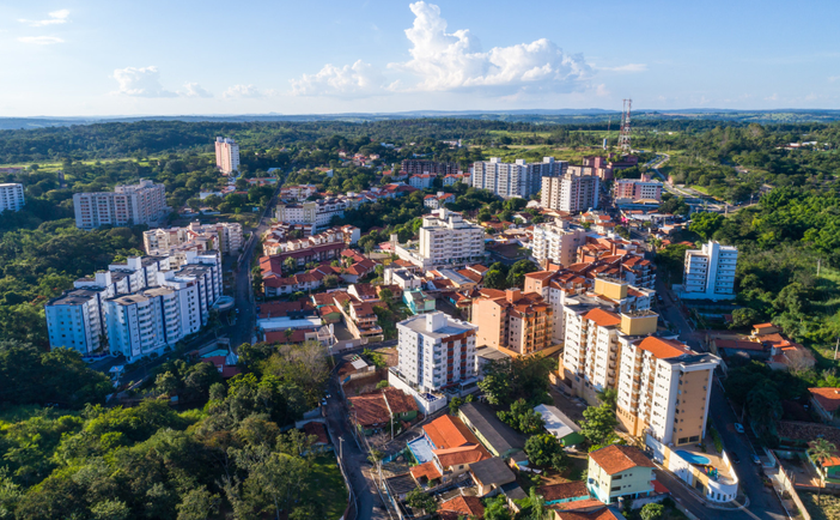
[409, 414, 491, 484]
[438, 495, 485, 520]
[554, 506, 627, 520]
[587, 445, 655, 504]
[538, 481, 590, 505]
[348, 388, 418, 436]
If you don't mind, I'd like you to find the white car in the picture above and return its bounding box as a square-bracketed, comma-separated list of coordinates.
[734, 423, 745, 433]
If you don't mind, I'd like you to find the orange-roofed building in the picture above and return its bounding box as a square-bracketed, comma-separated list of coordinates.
[438, 496, 485, 520]
[587, 445, 655, 504]
[409, 414, 490, 484]
[809, 387, 840, 423]
[616, 335, 720, 446]
[471, 288, 553, 356]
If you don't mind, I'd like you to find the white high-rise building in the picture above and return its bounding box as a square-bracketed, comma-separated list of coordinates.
[680, 241, 738, 301]
[530, 219, 588, 267]
[541, 174, 600, 213]
[45, 288, 106, 355]
[73, 180, 170, 230]
[215, 137, 240, 174]
[0, 183, 25, 213]
[416, 209, 485, 269]
[395, 311, 478, 393]
[144, 221, 243, 256]
[471, 157, 563, 199]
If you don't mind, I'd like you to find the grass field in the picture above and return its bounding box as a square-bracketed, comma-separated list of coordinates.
[304, 454, 349, 519]
[801, 491, 840, 520]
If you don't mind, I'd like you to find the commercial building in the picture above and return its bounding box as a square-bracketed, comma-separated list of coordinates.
[679, 241, 738, 301]
[530, 220, 588, 268]
[540, 174, 600, 214]
[613, 177, 663, 202]
[471, 288, 553, 356]
[394, 312, 478, 394]
[0, 183, 25, 213]
[472, 157, 564, 199]
[616, 336, 719, 446]
[144, 221, 243, 257]
[215, 137, 240, 174]
[73, 180, 170, 230]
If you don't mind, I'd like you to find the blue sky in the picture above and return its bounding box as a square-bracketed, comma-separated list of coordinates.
[3, 0, 839, 116]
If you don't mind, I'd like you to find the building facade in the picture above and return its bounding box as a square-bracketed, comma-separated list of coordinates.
[613, 178, 663, 202]
[416, 209, 485, 269]
[0, 183, 25, 213]
[472, 157, 562, 199]
[215, 137, 240, 174]
[680, 241, 738, 300]
[73, 180, 170, 230]
[144, 221, 243, 257]
[530, 220, 588, 268]
[540, 174, 600, 213]
[395, 312, 478, 393]
[471, 288, 553, 356]
[401, 159, 460, 176]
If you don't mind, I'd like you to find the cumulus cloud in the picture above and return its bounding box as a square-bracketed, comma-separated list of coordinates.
[223, 84, 267, 98]
[18, 36, 64, 45]
[291, 60, 384, 97]
[182, 82, 213, 98]
[19, 9, 70, 27]
[292, 1, 590, 97]
[112, 66, 177, 97]
[389, 1, 590, 93]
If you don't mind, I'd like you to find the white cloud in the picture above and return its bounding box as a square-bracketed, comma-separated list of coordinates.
[112, 66, 177, 97]
[291, 60, 384, 97]
[18, 36, 64, 45]
[182, 82, 213, 98]
[223, 84, 267, 98]
[19, 9, 70, 27]
[389, 1, 590, 93]
[829, 76, 839, 83]
[293, 1, 590, 97]
[599, 63, 648, 73]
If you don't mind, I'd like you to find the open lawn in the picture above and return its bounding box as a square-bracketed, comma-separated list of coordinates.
[304, 454, 349, 520]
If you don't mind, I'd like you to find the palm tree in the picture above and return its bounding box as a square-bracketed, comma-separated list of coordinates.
[808, 437, 837, 505]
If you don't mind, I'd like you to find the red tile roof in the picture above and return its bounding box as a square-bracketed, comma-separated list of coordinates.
[382, 387, 419, 415]
[589, 445, 655, 475]
[302, 421, 329, 445]
[423, 415, 479, 450]
[410, 461, 442, 482]
[809, 387, 840, 413]
[348, 393, 389, 427]
[555, 506, 622, 520]
[637, 336, 691, 359]
[583, 308, 621, 327]
[433, 444, 491, 467]
[538, 481, 589, 502]
[439, 496, 485, 520]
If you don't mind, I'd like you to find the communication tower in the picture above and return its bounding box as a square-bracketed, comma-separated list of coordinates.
[618, 98, 632, 152]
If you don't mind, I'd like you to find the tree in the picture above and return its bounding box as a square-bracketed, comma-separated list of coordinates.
[177, 486, 219, 520]
[283, 257, 298, 274]
[506, 259, 538, 288]
[90, 499, 130, 520]
[580, 402, 618, 446]
[524, 433, 563, 468]
[483, 494, 512, 520]
[376, 380, 389, 389]
[484, 268, 508, 290]
[155, 370, 180, 397]
[478, 357, 553, 408]
[516, 486, 550, 520]
[808, 438, 837, 505]
[405, 488, 437, 514]
[449, 396, 464, 415]
[640, 502, 664, 520]
[688, 212, 724, 241]
[730, 307, 760, 329]
[498, 398, 544, 434]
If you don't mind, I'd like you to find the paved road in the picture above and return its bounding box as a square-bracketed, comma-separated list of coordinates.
[655, 280, 788, 520]
[325, 377, 389, 520]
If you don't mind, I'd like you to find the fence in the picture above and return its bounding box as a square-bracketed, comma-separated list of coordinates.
[773, 459, 811, 520]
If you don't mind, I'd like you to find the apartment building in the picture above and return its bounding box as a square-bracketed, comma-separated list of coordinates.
[409, 174, 435, 189]
[562, 278, 658, 404]
[401, 159, 460, 176]
[45, 288, 106, 355]
[45, 252, 220, 359]
[399, 209, 484, 269]
[73, 180, 170, 230]
[471, 288, 553, 356]
[680, 241, 738, 301]
[525, 270, 653, 346]
[144, 221, 243, 257]
[472, 157, 563, 199]
[616, 336, 719, 446]
[530, 220, 588, 268]
[262, 225, 360, 256]
[613, 178, 663, 202]
[394, 311, 478, 393]
[279, 184, 318, 201]
[540, 174, 600, 214]
[215, 137, 240, 174]
[275, 196, 360, 230]
[0, 183, 25, 212]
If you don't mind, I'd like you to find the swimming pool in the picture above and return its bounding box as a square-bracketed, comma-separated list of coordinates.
[676, 450, 711, 465]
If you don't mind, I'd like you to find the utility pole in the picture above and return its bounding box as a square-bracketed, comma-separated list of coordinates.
[834, 337, 839, 361]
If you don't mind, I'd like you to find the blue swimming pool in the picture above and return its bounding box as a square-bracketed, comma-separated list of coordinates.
[676, 450, 711, 465]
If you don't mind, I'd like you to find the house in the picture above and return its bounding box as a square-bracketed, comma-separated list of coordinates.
[587, 445, 656, 504]
[538, 481, 591, 506]
[808, 442, 840, 483]
[458, 402, 527, 462]
[301, 421, 332, 452]
[408, 414, 491, 485]
[809, 387, 840, 423]
[469, 457, 517, 496]
[404, 289, 436, 315]
[341, 258, 378, 284]
[553, 506, 627, 520]
[347, 387, 418, 436]
[438, 496, 484, 520]
[534, 404, 585, 447]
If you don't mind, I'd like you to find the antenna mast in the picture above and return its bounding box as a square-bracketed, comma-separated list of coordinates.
[618, 98, 632, 152]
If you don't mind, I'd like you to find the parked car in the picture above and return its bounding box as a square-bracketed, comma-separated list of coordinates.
[734, 423, 745, 433]
[751, 454, 761, 465]
[730, 453, 741, 464]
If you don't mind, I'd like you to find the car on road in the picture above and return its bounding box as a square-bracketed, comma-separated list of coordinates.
[734, 423, 745, 433]
[320, 398, 327, 407]
[730, 453, 741, 464]
[751, 454, 761, 465]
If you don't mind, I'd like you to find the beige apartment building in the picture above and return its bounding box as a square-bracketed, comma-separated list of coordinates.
[144, 221, 243, 256]
[530, 219, 588, 268]
[471, 288, 552, 356]
[540, 173, 599, 214]
[616, 337, 719, 446]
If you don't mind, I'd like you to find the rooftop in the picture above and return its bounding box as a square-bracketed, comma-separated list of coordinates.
[459, 402, 526, 455]
[589, 445, 654, 475]
[469, 457, 516, 487]
[810, 387, 840, 413]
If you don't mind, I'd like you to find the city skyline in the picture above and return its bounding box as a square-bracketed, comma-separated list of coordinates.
[3, 0, 839, 117]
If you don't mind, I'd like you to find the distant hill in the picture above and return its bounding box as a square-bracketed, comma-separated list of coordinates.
[2, 108, 840, 130]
